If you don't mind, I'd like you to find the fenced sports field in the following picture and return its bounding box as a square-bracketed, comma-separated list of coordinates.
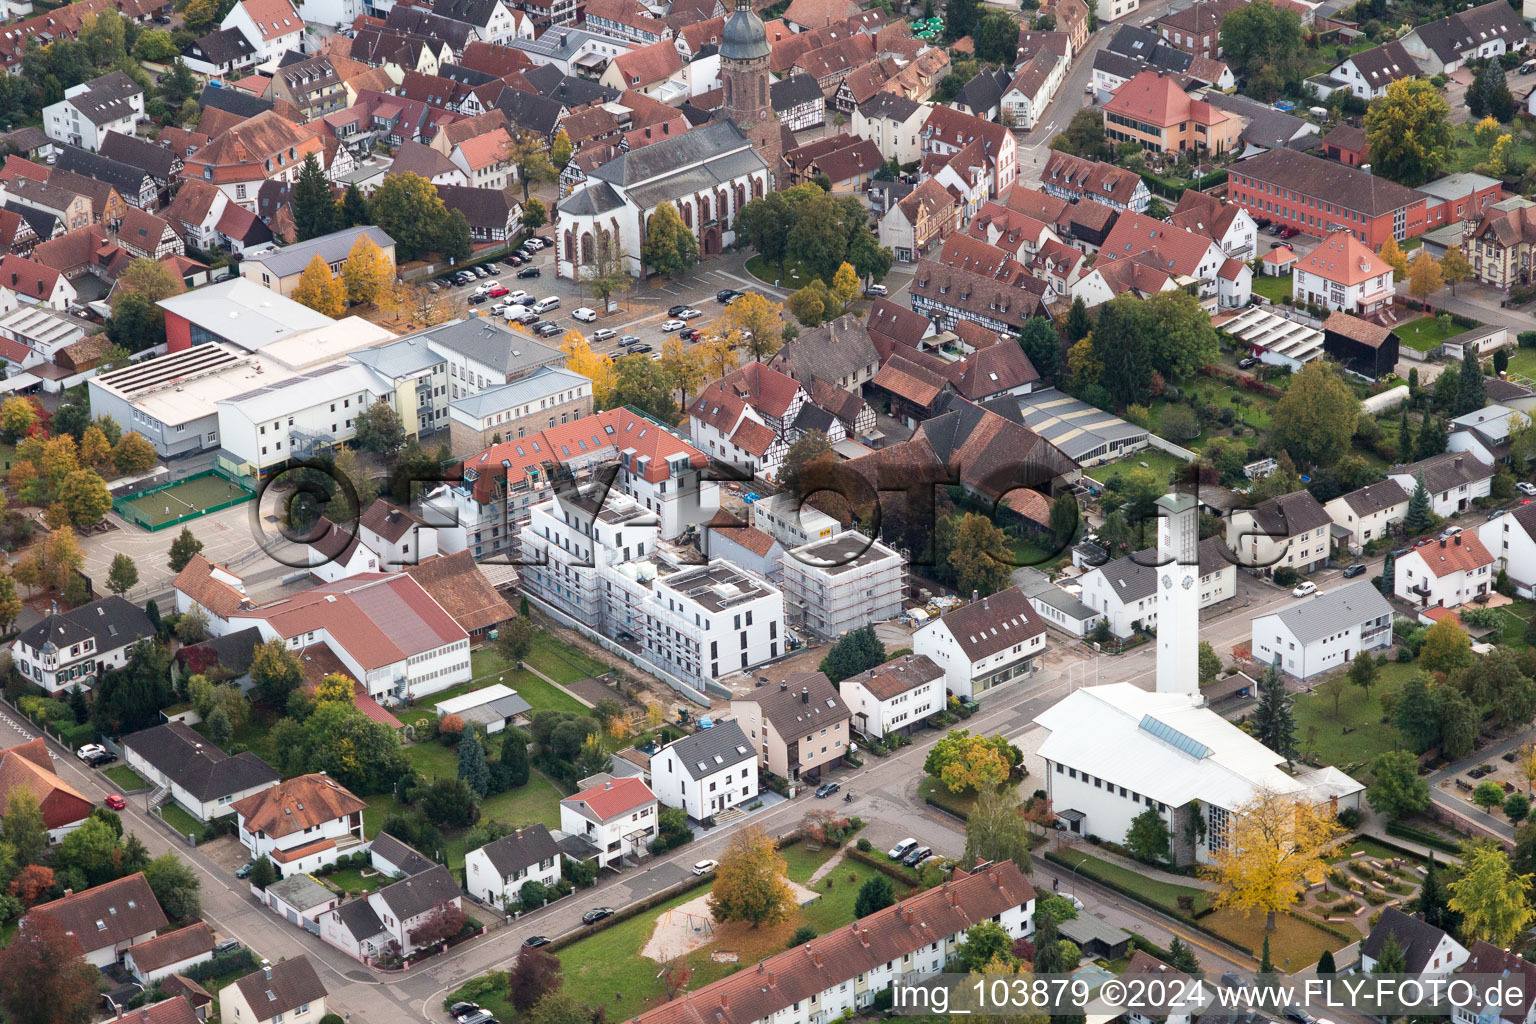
[113, 470, 255, 531]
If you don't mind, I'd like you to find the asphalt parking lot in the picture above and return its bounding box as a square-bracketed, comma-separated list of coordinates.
[438, 241, 787, 360]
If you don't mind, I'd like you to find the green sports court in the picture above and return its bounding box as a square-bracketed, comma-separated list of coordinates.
[114, 470, 256, 531]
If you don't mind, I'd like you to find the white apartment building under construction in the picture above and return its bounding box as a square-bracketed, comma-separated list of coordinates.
[777, 533, 906, 638]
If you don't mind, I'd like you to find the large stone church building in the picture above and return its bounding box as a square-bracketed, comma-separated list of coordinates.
[556, 0, 777, 280]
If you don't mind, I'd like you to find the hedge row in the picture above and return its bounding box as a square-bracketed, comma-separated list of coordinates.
[845, 845, 923, 888]
[1385, 821, 1463, 855]
[542, 874, 714, 955]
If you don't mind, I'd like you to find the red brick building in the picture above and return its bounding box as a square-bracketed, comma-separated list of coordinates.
[1226, 147, 1427, 248]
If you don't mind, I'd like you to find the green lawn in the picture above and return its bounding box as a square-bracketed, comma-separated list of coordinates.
[1085, 449, 1190, 488]
[405, 738, 461, 781]
[361, 769, 566, 871]
[469, 648, 588, 714]
[1201, 907, 1347, 969]
[1293, 660, 1413, 777]
[1050, 850, 1211, 915]
[746, 255, 816, 289]
[1491, 603, 1534, 647]
[323, 867, 384, 894]
[1185, 378, 1277, 431]
[781, 840, 843, 883]
[157, 802, 204, 839]
[1333, 837, 1423, 865]
[798, 856, 912, 934]
[1396, 315, 1476, 353]
[1504, 346, 1536, 381]
[527, 633, 612, 685]
[1251, 272, 1292, 304]
[1448, 120, 1536, 175]
[103, 764, 147, 791]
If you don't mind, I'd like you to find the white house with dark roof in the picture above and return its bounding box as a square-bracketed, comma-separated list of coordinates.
[464, 823, 562, 907]
[558, 776, 658, 868]
[1077, 537, 1237, 639]
[370, 832, 436, 878]
[1250, 580, 1394, 679]
[433, 683, 531, 734]
[1360, 908, 1468, 977]
[1399, 0, 1528, 75]
[649, 719, 757, 821]
[10, 595, 155, 694]
[220, 956, 327, 1024]
[1224, 489, 1333, 578]
[838, 653, 944, 739]
[913, 587, 1047, 699]
[1323, 40, 1420, 100]
[319, 864, 463, 960]
[1387, 452, 1495, 519]
[1324, 480, 1410, 554]
[123, 722, 280, 822]
[42, 72, 143, 152]
[24, 872, 168, 968]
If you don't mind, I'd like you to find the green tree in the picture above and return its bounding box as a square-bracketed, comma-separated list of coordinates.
[369, 172, 454, 262]
[498, 615, 537, 665]
[1380, 548, 1396, 595]
[1459, 345, 1487, 415]
[1372, 932, 1407, 974]
[847, 226, 894, 285]
[1415, 413, 1449, 460]
[340, 183, 370, 227]
[1273, 361, 1359, 467]
[1394, 673, 1440, 752]
[1049, 492, 1078, 545]
[1506, 792, 1531, 825]
[957, 920, 1015, 971]
[946, 512, 1013, 597]
[963, 787, 1033, 872]
[457, 728, 491, 797]
[1144, 288, 1219, 382]
[1448, 841, 1535, 945]
[1050, 108, 1110, 162]
[501, 727, 530, 788]
[144, 851, 201, 920]
[609, 354, 680, 424]
[1420, 617, 1473, 675]
[522, 197, 547, 233]
[1218, 1, 1305, 100]
[1, 791, 47, 866]
[1253, 664, 1296, 761]
[1405, 473, 1433, 534]
[1469, 59, 1516, 121]
[1474, 780, 1507, 813]
[818, 624, 886, 684]
[353, 399, 405, 456]
[1349, 651, 1379, 699]
[640, 202, 698, 279]
[1365, 78, 1454, 186]
[777, 430, 832, 498]
[1420, 854, 1450, 929]
[1065, 296, 1092, 343]
[250, 637, 304, 707]
[1198, 642, 1221, 687]
[421, 777, 478, 828]
[292, 153, 339, 242]
[57, 468, 111, 527]
[1125, 806, 1172, 863]
[1433, 684, 1480, 759]
[854, 873, 896, 917]
[106, 552, 138, 596]
[1089, 296, 1153, 408]
[1366, 750, 1430, 820]
[506, 130, 557, 202]
[1019, 316, 1060, 383]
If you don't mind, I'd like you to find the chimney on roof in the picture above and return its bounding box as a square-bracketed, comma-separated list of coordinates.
[801, 687, 809, 704]
[1439, 538, 1446, 549]
[972, 589, 979, 603]
[1455, 456, 1464, 469]
[780, 681, 787, 691]
[262, 962, 272, 980]
[859, 927, 870, 946]
[719, 992, 728, 1010]
[1455, 534, 1463, 547]
[812, 949, 823, 967]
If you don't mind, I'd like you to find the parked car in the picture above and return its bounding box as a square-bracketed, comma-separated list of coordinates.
[593, 328, 617, 342]
[77, 744, 113, 765]
[628, 343, 652, 354]
[104, 794, 126, 810]
[234, 862, 255, 880]
[536, 322, 562, 337]
[1237, 357, 1257, 369]
[677, 307, 702, 320]
[1441, 525, 1464, 539]
[573, 307, 597, 322]
[901, 845, 933, 867]
[518, 267, 541, 278]
[426, 281, 441, 293]
[471, 265, 489, 278]
[864, 284, 888, 297]
[888, 837, 918, 860]
[582, 907, 615, 924]
[680, 327, 702, 341]
[451, 1003, 481, 1021]
[458, 1011, 497, 1024]
[1291, 581, 1317, 598]
[488, 285, 509, 298]
[668, 304, 691, 316]
[814, 781, 840, 798]
[1342, 562, 1368, 578]
[1489, 508, 1509, 521]
[522, 935, 550, 948]
[1279, 226, 1300, 239]
[468, 293, 489, 305]
[483, 263, 505, 275]
[661, 319, 686, 332]
[1518, 481, 1536, 496]
[532, 296, 561, 314]
[619, 334, 642, 347]
[692, 859, 719, 875]
[1285, 1007, 1317, 1024]
[716, 288, 741, 303]
[213, 937, 242, 954]
[538, 235, 554, 247]
[507, 254, 525, 267]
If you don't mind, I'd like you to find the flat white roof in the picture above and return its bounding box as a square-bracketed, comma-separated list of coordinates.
[435, 683, 518, 715]
[217, 360, 380, 421]
[90, 343, 293, 426]
[157, 277, 335, 352]
[257, 316, 400, 372]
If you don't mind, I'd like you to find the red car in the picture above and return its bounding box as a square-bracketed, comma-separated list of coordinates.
[488, 285, 509, 298]
[104, 794, 126, 810]
[1279, 226, 1300, 239]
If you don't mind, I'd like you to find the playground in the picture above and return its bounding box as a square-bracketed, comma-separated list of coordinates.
[113, 471, 256, 531]
[640, 877, 817, 963]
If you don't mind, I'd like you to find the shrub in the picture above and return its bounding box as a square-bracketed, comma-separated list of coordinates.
[856, 837, 873, 852]
[1337, 807, 1362, 829]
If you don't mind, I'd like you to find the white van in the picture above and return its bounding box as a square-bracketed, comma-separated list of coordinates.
[503, 304, 530, 320]
[532, 296, 561, 314]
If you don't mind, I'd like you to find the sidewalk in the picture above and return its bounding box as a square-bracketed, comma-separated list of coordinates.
[1045, 840, 1218, 891]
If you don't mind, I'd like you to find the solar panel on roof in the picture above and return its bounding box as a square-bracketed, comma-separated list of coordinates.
[1138, 714, 1211, 758]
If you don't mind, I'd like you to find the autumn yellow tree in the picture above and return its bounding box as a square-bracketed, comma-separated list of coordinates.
[692, 334, 737, 379]
[1490, 134, 1515, 177]
[313, 672, 356, 706]
[716, 290, 785, 362]
[292, 254, 347, 317]
[1474, 115, 1503, 151]
[43, 525, 85, 593]
[708, 825, 795, 927]
[924, 730, 1018, 793]
[561, 330, 615, 404]
[0, 396, 35, 442]
[112, 433, 158, 475]
[341, 234, 393, 306]
[78, 426, 111, 471]
[659, 337, 708, 404]
[1408, 250, 1444, 304]
[37, 435, 79, 495]
[1204, 786, 1340, 931]
[1522, 745, 1536, 793]
[1379, 237, 1410, 283]
[831, 261, 860, 311]
[1439, 246, 1473, 296]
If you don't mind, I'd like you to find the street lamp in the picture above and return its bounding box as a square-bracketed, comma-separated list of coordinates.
[1068, 855, 1088, 900]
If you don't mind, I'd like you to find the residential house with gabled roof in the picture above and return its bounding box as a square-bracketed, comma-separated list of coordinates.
[914, 586, 1047, 698]
[1101, 69, 1238, 155]
[784, 0, 859, 31]
[909, 258, 1050, 332]
[436, 182, 520, 241]
[391, 141, 470, 185]
[951, 67, 1012, 121]
[465, 823, 562, 907]
[1041, 150, 1150, 213]
[232, 773, 369, 875]
[9, 177, 91, 234]
[222, 0, 303, 61]
[117, 207, 184, 260]
[1251, 580, 1395, 680]
[686, 362, 808, 480]
[163, 179, 231, 251]
[1400, 0, 1527, 75]
[1078, 536, 1236, 638]
[1098, 208, 1239, 308]
[869, 352, 951, 427]
[1001, 48, 1065, 131]
[559, 776, 658, 867]
[769, 313, 880, 394]
[182, 27, 261, 77]
[10, 595, 154, 695]
[43, 71, 143, 153]
[583, 0, 671, 44]
[1324, 479, 1410, 553]
[1389, 451, 1496, 519]
[1292, 229, 1394, 316]
[0, 254, 76, 311]
[271, 54, 349, 121]
[650, 719, 758, 820]
[1167, 188, 1256, 259]
[182, 110, 325, 211]
[852, 90, 926, 163]
[447, 127, 513, 190]
[220, 956, 327, 1024]
[123, 721, 280, 821]
[46, 168, 127, 228]
[0, 737, 93, 842]
[919, 105, 1015, 198]
[124, 923, 216, 985]
[1397, 531, 1497, 611]
[782, 133, 884, 192]
[1225, 488, 1333, 578]
[433, 0, 530, 45]
[1361, 909, 1468, 977]
[0, 207, 38, 256]
[880, 175, 959, 263]
[838, 653, 944, 739]
[99, 131, 185, 205]
[599, 38, 685, 99]
[25, 872, 168, 967]
[1324, 40, 1420, 100]
[866, 295, 935, 356]
[772, 72, 826, 130]
[731, 671, 849, 781]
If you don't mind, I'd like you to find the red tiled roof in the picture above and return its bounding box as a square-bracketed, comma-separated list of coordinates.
[240, 0, 301, 40]
[609, 38, 682, 88]
[0, 255, 60, 301]
[0, 738, 92, 829]
[730, 418, 777, 457]
[1408, 532, 1494, 578]
[561, 776, 655, 821]
[1296, 230, 1390, 287]
[232, 773, 367, 838]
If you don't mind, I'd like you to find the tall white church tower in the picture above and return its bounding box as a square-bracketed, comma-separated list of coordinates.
[1154, 492, 1201, 700]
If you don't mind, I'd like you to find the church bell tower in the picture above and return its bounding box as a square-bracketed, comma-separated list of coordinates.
[719, 0, 780, 182]
[1154, 492, 1202, 701]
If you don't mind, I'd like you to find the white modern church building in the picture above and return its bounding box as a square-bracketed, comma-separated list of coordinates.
[1034, 492, 1363, 865]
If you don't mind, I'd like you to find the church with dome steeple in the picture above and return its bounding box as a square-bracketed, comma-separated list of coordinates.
[719, 0, 780, 180]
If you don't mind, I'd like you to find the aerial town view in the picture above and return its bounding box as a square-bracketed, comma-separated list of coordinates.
[10, 0, 1536, 1018]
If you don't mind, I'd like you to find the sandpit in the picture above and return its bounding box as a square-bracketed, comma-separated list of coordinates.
[641, 876, 819, 962]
